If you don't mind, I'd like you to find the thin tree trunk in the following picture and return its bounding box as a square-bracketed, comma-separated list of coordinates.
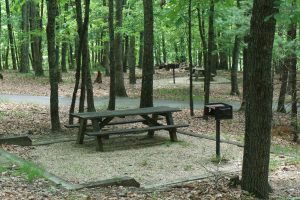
[123, 34, 129, 73]
[204, 0, 214, 105]
[140, 0, 154, 108]
[0, 2, 3, 71]
[108, 0, 116, 110]
[20, 1, 30, 73]
[230, 35, 241, 95]
[46, 0, 61, 131]
[277, 59, 288, 112]
[30, 1, 44, 76]
[162, 32, 167, 64]
[128, 35, 136, 84]
[188, 0, 194, 116]
[5, 0, 17, 70]
[0, 2, 2, 71]
[138, 32, 144, 68]
[115, 0, 127, 97]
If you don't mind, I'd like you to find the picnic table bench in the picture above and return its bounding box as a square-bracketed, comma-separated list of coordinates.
[70, 106, 188, 151]
[191, 67, 215, 80]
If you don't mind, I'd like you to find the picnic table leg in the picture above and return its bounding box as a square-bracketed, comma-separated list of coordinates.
[76, 119, 87, 144]
[166, 113, 178, 142]
[96, 136, 104, 151]
[147, 114, 158, 138]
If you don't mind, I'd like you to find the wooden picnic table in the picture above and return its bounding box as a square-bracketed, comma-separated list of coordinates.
[70, 106, 188, 151]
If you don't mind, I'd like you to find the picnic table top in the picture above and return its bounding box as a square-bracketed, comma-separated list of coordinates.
[70, 106, 181, 119]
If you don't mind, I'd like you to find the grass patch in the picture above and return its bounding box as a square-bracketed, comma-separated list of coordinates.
[13, 162, 44, 182]
[164, 140, 189, 147]
[271, 144, 300, 157]
[0, 165, 7, 173]
[210, 155, 229, 164]
[153, 88, 203, 101]
[269, 154, 300, 171]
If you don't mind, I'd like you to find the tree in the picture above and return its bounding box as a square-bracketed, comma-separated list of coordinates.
[241, 0, 278, 198]
[128, 35, 136, 84]
[29, 1, 44, 76]
[46, 0, 61, 131]
[140, 0, 154, 108]
[115, 0, 127, 97]
[5, 0, 17, 70]
[204, 0, 215, 105]
[19, 1, 30, 73]
[0, 2, 2, 71]
[108, 0, 116, 110]
[188, 0, 194, 116]
[230, 0, 241, 96]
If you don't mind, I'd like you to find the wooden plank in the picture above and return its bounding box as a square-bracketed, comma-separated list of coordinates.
[79, 176, 140, 188]
[70, 106, 181, 119]
[86, 124, 189, 137]
[0, 136, 32, 146]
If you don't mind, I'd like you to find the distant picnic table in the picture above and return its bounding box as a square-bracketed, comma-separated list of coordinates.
[69, 106, 188, 151]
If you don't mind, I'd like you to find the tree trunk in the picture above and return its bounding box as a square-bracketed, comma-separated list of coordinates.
[230, 35, 241, 95]
[240, 36, 249, 111]
[115, 0, 127, 97]
[20, 1, 30, 73]
[197, 3, 207, 77]
[68, 44, 74, 70]
[61, 42, 68, 72]
[162, 32, 167, 64]
[138, 32, 144, 68]
[0, 2, 2, 71]
[188, 0, 194, 116]
[29, 1, 44, 76]
[123, 34, 129, 73]
[108, 0, 116, 110]
[128, 35, 136, 84]
[277, 59, 288, 113]
[5, 0, 17, 70]
[204, 0, 214, 104]
[46, 0, 61, 131]
[61, 2, 69, 73]
[219, 51, 228, 70]
[140, 0, 154, 108]
[230, 0, 241, 95]
[241, 0, 277, 198]
[287, 7, 298, 142]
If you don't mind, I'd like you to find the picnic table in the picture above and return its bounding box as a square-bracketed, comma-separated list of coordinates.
[70, 106, 188, 151]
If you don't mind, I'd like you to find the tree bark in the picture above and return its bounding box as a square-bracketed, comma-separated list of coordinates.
[188, 0, 194, 116]
[241, 0, 277, 198]
[138, 32, 144, 68]
[128, 35, 136, 84]
[0, 2, 2, 71]
[123, 34, 129, 73]
[277, 59, 288, 113]
[140, 0, 154, 108]
[29, 1, 44, 76]
[108, 0, 116, 110]
[230, 35, 241, 95]
[5, 0, 17, 70]
[162, 32, 167, 64]
[46, 0, 61, 131]
[115, 0, 127, 97]
[20, 1, 30, 73]
[204, 0, 214, 104]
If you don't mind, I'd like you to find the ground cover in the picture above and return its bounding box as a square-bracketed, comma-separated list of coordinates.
[0, 69, 299, 199]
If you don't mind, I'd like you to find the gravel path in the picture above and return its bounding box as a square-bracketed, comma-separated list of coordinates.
[28, 133, 243, 187]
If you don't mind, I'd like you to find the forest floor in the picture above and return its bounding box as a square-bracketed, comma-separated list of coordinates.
[0, 69, 299, 199]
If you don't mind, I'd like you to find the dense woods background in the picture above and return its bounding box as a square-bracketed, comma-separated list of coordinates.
[0, 0, 299, 198]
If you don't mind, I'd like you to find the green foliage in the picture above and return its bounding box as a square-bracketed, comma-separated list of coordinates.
[13, 162, 44, 183]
